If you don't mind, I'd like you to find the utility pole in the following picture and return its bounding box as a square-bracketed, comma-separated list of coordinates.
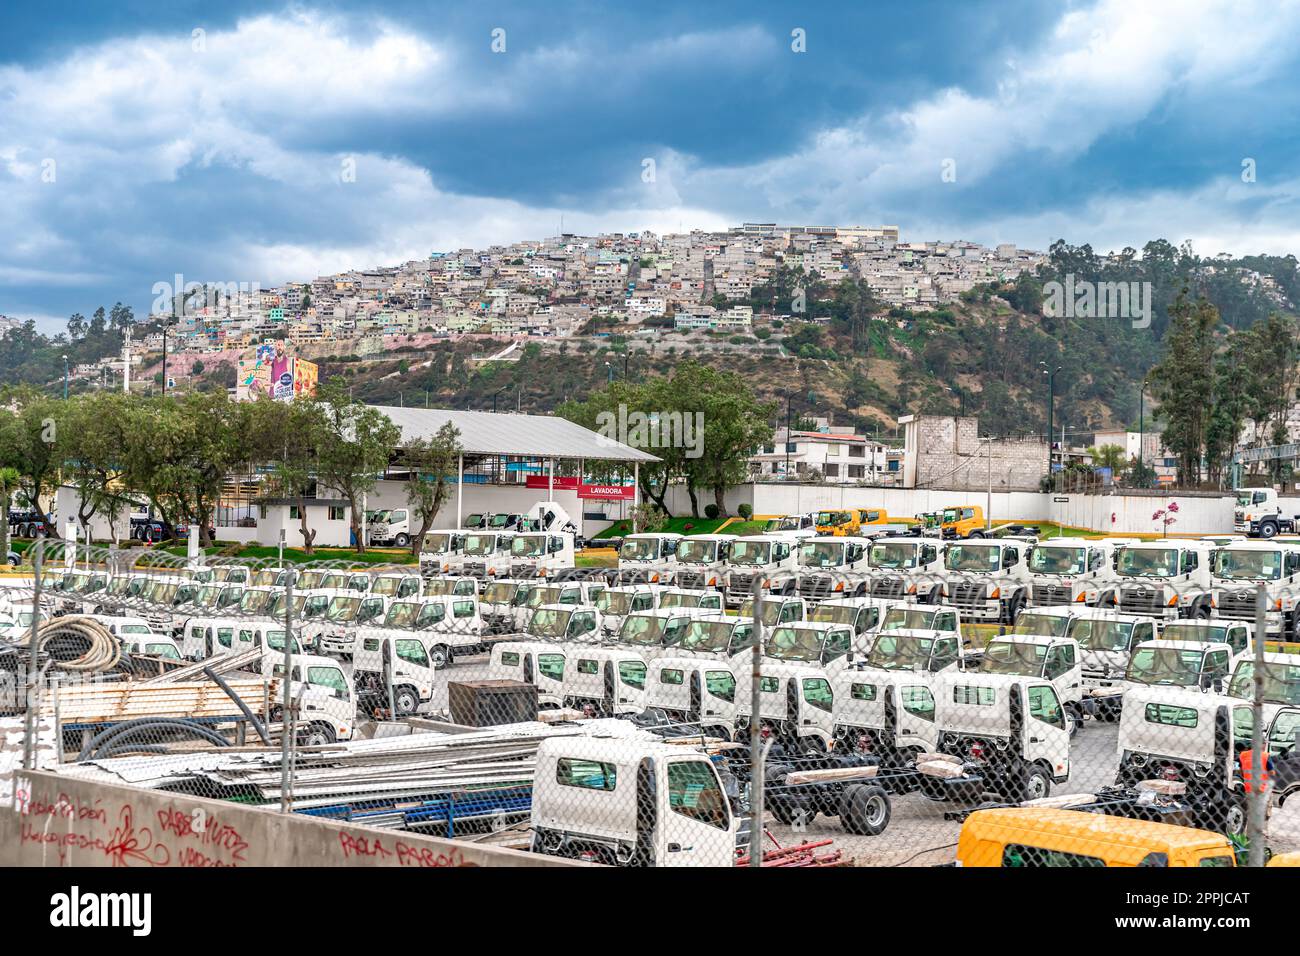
[62, 354, 68, 399]
[1039, 362, 1061, 483]
[1138, 377, 1148, 487]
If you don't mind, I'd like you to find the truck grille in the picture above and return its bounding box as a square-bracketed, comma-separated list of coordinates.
[1215, 589, 1256, 621]
[675, 570, 706, 590]
[871, 577, 906, 600]
[797, 576, 836, 600]
[729, 572, 756, 595]
[1118, 587, 1166, 616]
[949, 581, 987, 610]
[462, 561, 486, 578]
[1032, 584, 1073, 606]
[510, 564, 539, 579]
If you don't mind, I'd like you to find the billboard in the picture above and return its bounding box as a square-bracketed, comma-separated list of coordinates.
[237, 340, 317, 402]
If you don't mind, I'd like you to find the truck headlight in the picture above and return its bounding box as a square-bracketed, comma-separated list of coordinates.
[1167, 595, 1177, 606]
[989, 587, 1001, 599]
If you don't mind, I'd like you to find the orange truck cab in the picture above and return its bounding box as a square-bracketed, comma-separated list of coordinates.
[955, 807, 1237, 867]
[941, 505, 987, 540]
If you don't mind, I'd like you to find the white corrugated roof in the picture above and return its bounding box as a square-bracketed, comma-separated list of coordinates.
[371, 406, 660, 463]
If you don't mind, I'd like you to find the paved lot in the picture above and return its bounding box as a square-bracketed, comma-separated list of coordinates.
[391, 654, 1300, 865]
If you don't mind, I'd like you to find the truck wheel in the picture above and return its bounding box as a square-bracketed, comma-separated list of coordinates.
[1216, 797, 1247, 835]
[1065, 704, 1081, 738]
[430, 644, 451, 668]
[1260, 521, 1279, 539]
[839, 784, 891, 836]
[1003, 593, 1025, 626]
[1014, 765, 1051, 803]
[393, 686, 420, 716]
[394, 533, 410, 548]
[298, 723, 336, 747]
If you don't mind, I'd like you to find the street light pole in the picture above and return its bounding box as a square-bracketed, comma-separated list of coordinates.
[1138, 377, 1148, 487]
[62, 354, 68, 399]
[1039, 362, 1062, 483]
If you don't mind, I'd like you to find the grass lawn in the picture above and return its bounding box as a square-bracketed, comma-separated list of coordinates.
[592, 516, 732, 538]
[155, 543, 417, 565]
[576, 553, 617, 568]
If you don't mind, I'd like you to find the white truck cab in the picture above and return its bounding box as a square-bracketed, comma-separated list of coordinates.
[1071, 609, 1159, 710]
[1115, 685, 1246, 833]
[313, 592, 392, 657]
[877, 602, 963, 643]
[530, 737, 740, 866]
[120, 632, 183, 661]
[735, 660, 838, 752]
[248, 566, 294, 588]
[863, 536, 945, 603]
[657, 588, 725, 613]
[479, 579, 538, 633]
[1027, 537, 1126, 607]
[507, 531, 576, 579]
[762, 620, 861, 668]
[1210, 540, 1300, 637]
[83, 614, 157, 641]
[736, 595, 806, 628]
[668, 534, 737, 590]
[267, 653, 355, 744]
[366, 508, 413, 548]
[561, 646, 649, 716]
[861, 628, 963, 674]
[1113, 540, 1214, 620]
[422, 575, 480, 598]
[1234, 487, 1297, 538]
[764, 513, 816, 534]
[643, 656, 740, 740]
[673, 615, 757, 659]
[418, 530, 467, 576]
[616, 533, 683, 585]
[455, 531, 516, 579]
[488, 641, 569, 707]
[831, 667, 942, 766]
[924, 672, 1072, 802]
[940, 539, 1033, 624]
[809, 597, 898, 639]
[595, 584, 666, 636]
[1123, 638, 1238, 693]
[294, 568, 371, 593]
[616, 608, 719, 660]
[977, 633, 1085, 730]
[369, 571, 423, 601]
[794, 536, 872, 602]
[353, 594, 485, 675]
[724, 534, 802, 608]
[526, 603, 603, 643]
[137, 575, 203, 632]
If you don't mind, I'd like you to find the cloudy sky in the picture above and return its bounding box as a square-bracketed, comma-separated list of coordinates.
[4, 0, 1300, 330]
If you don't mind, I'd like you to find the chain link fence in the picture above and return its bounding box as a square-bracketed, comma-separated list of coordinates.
[2, 533, 1298, 867]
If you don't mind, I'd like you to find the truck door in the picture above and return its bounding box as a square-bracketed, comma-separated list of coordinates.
[897, 681, 939, 750]
[603, 661, 616, 709]
[523, 652, 534, 684]
[658, 758, 734, 867]
[1025, 684, 1071, 781]
[689, 669, 701, 720]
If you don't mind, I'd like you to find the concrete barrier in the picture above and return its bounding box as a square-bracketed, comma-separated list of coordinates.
[2, 769, 580, 868]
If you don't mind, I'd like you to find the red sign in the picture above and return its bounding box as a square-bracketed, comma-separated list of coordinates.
[524, 475, 579, 490]
[578, 483, 636, 500]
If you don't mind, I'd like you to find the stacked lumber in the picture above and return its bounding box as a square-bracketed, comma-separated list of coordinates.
[53, 679, 275, 723]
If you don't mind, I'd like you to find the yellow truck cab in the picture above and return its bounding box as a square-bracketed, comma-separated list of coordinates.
[1268, 852, 1300, 866]
[955, 807, 1236, 867]
[857, 508, 889, 528]
[941, 505, 987, 540]
[814, 510, 859, 536]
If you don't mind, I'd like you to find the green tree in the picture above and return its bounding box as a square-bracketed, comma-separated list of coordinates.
[247, 398, 324, 553]
[402, 422, 462, 556]
[0, 466, 20, 559]
[311, 382, 401, 552]
[1150, 293, 1218, 485]
[0, 389, 64, 520]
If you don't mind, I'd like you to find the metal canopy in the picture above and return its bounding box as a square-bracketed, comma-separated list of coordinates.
[370, 406, 659, 463]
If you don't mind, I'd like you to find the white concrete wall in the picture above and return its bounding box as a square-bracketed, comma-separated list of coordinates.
[256, 503, 352, 548]
[1048, 492, 1233, 535]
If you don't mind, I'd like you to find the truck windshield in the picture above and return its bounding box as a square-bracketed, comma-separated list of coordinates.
[511, 535, 547, 557]
[423, 533, 452, 553]
[619, 538, 660, 561]
[193, 586, 224, 607]
[766, 517, 804, 532]
[384, 602, 422, 627]
[943, 509, 960, 522]
[239, 590, 275, 615]
[865, 633, 933, 670]
[811, 604, 861, 627]
[371, 577, 407, 597]
[1012, 613, 1072, 638]
[677, 620, 733, 653]
[1161, 623, 1230, 645]
[325, 596, 361, 622]
[945, 544, 1000, 572]
[660, 592, 706, 609]
[765, 626, 823, 661]
[1118, 548, 1179, 578]
[739, 600, 786, 626]
[799, 541, 846, 567]
[1229, 661, 1300, 704]
[424, 579, 459, 595]
[251, 569, 285, 587]
[463, 535, 499, 556]
[526, 587, 568, 608]
[1213, 550, 1282, 580]
[730, 541, 772, 565]
[108, 578, 136, 595]
[980, 641, 1048, 676]
[1127, 646, 1204, 686]
[528, 608, 571, 638]
[869, 543, 918, 568]
[488, 514, 513, 528]
[297, 570, 326, 589]
[264, 630, 297, 652]
[483, 582, 522, 604]
[619, 615, 672, 646]
[1030, 547, 1086, 575]
[1073, 619, 1134, 652]
[596, 590, 635, 615]
[1236, 493, 1253, 508]
[145, 643, 181, 659]
[881, 608, 934, 631]
[676, 540, 719, 563]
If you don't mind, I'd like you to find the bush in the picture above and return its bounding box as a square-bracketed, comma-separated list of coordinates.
[704, 503, 720, 520]
[737, 503, 753, 520]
